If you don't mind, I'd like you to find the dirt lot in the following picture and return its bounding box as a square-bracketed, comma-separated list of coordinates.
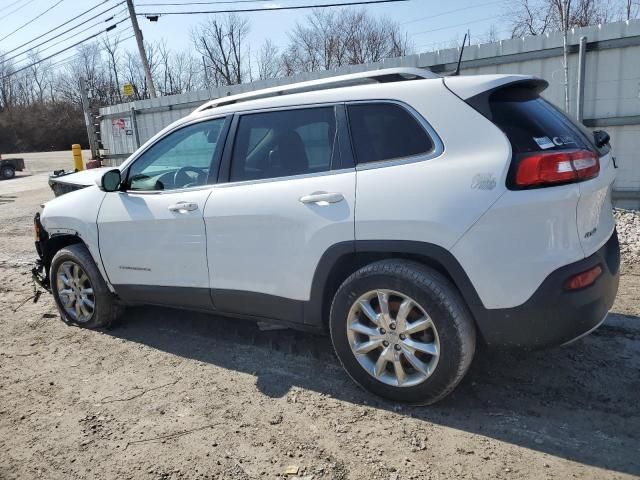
[1, 152, 639, 480]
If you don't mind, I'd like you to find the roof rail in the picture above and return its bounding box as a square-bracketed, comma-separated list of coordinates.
[193, 67, 437, 113]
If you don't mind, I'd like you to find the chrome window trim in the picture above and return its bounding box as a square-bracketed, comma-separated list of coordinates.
[121, 184, 216, 196]
[118, 99, 444, 193]
[214, 167, 355, 189]
[226, 101, 340, 116]
[346, 99, 445, 171]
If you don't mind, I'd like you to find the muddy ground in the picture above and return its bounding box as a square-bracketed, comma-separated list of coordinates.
[1, 153, 639, 480]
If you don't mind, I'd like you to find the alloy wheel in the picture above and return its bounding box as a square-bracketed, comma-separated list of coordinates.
[346, 289, 440, 387]
[56, 261, 95, 323]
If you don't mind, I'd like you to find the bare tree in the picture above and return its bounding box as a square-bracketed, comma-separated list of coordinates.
[27, 52, 51, 104]
[282, 8, 411, 76]
[102, 35, 123, 104]
[507, 0, 613, 37]
[484, 25, 500, 43]
[256, 39, 281, 80]
[622, 0, 640, 18]
[0, 53, 16, 111]
[156, 41, 201, 95]
[192, 13, 250, 86]
[506, 0, 615, 111]
[507, 0, 554, 36]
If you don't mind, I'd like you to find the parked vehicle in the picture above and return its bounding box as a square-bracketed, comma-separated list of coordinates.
[0, 155, 25, 179]
[32, 68, 619, 404]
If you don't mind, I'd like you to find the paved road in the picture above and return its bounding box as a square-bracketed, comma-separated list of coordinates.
[0, 150, 89, 196]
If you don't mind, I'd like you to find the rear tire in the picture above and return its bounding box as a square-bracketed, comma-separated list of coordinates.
[50, 244, 123, 329]
[1, 165, 15, 180]
[329, 259, 476, 405]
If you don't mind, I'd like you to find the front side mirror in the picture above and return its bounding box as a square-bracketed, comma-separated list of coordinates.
[100, 169, 122, 192]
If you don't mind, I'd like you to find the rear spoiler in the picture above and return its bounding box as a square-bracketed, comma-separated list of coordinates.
[444, 74, 548, 100]
[444, 75, 548, 120]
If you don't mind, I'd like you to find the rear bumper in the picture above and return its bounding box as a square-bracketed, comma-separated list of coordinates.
[473, 230, 620, 348]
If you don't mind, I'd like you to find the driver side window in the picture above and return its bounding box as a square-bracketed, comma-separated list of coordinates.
[127, 117, 226, 191]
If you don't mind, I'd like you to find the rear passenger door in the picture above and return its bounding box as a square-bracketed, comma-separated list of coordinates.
[347, 101, 444, 243]
[204, 105, 355, 323]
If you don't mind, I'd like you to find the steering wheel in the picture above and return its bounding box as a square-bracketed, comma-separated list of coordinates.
[173, 166, 207, 188]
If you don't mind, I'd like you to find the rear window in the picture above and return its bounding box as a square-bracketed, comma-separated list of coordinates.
[486, 87, 598, 155]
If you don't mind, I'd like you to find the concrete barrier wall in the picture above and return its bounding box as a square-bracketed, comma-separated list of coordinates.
[99, 19, 640, 207]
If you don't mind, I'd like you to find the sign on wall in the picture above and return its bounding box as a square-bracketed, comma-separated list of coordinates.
[112, 118, 133, 137]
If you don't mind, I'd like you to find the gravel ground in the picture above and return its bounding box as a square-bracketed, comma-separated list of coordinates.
[615, 208, 640, 266]
[1, 156, 639, 479]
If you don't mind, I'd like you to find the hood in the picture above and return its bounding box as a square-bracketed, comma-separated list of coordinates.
[49, 167, 113, 187]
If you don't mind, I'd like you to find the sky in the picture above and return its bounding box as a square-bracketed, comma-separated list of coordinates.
[0, 0, 511, 73]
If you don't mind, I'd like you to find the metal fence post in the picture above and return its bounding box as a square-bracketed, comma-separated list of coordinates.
[576, 36, 587, 124]
[130, 106, 141, 149]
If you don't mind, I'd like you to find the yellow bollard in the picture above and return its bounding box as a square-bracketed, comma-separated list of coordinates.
[72, 144, 84, 171]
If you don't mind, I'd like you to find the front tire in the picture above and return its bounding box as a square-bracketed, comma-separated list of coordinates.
[329, 260, 476, 405]
[50, 244, 122, 329]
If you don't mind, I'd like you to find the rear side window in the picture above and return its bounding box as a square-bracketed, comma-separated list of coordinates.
[230, 107, 336, 182]
[486, 87, 596, 154]
[347, 103, 434, 164]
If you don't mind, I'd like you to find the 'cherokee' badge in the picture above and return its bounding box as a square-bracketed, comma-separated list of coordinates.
[471, 173, 496, 190]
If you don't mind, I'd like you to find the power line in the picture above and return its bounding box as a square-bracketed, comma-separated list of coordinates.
[138, 0, 277, 5]
[0, 0, 66, 43]
[0, 0, 38, 22]
[138, 0, 409, 15]
[0, 1, 122, 59]
[414, 27, 513, 51]
[0, 0, 24, 15]
[410, 16, 497, 37]
[399, 1, 503, 26]
[10, 15, 130, 68]
[1, 22, 125, 80]
[1, 7, 128, 66]
[48, 30, 134, 70]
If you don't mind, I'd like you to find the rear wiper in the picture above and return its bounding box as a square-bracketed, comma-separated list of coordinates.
[593, 130, 610, 148]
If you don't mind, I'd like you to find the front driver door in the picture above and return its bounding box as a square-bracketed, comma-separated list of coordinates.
[97, 116, 229, 309]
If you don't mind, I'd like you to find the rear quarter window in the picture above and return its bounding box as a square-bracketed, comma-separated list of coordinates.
[347, 103, 434, 164]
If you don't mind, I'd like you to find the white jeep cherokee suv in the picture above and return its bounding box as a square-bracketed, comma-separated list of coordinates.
[33, 68, 620, 404]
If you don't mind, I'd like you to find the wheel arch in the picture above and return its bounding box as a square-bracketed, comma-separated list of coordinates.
[305, 240, 485, 330]
[42, 233, 84, 269]
[39, 232, 115, 294]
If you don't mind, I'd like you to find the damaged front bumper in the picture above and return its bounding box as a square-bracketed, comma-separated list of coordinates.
[32, 259, 50, 292]
[32, 212, 51, 292]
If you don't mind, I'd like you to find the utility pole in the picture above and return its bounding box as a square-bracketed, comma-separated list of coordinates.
[126, 0, 157, 98]
[79, 77, 99, 160]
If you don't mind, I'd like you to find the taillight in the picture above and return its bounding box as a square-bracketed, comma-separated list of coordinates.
[564, 265, 602, 290]
[515, 149, 599, 188]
